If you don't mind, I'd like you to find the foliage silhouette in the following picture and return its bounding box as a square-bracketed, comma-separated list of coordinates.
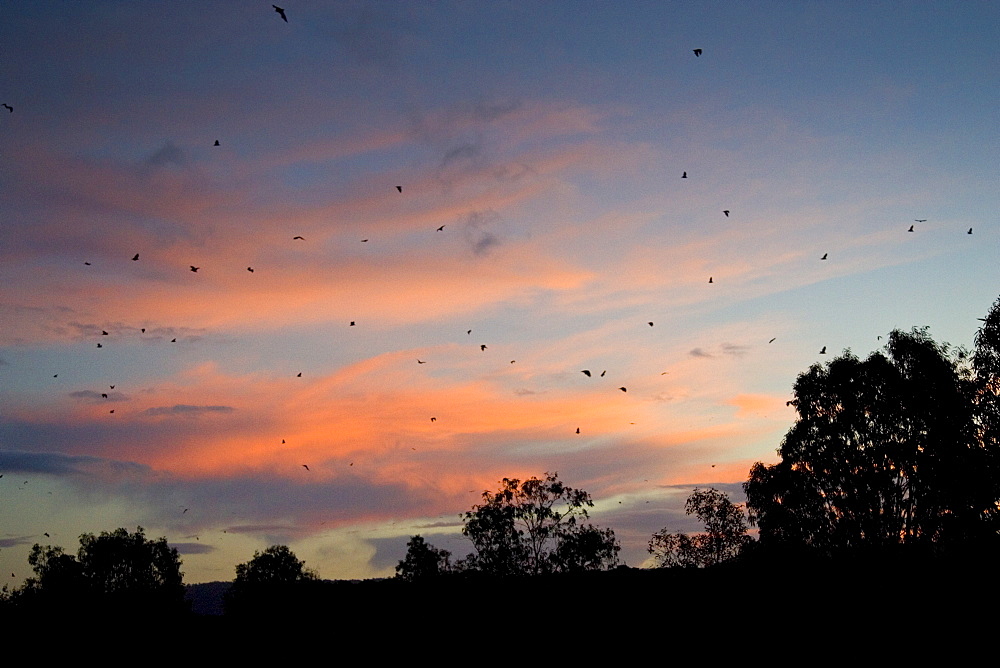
[224, 545, 320, 616]
[233, 544, 317, 585]
[395, 535, 451, 581]
[746, 305, 1000, 557]
[461, 472, 620, 575]
[648, 487, 749, 567]
[10, 527, 184, 615]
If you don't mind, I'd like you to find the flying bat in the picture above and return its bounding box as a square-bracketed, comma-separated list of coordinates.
[723, 210, 730, 217]
[693, 49, 702, 57]
[132, 254, 139, 261]
[213, 140, 220, 146]
[581, 370, 591, 377]
[820, 253, 827, 260]
[190, 266, 199, 272]
[2, 104, 11, 113]
[396, 186, 402, 193]
[820, 346, 827, 354]
[273, 5, 287, 22]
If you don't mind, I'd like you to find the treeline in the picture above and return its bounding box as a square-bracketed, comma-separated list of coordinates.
[5, 296, 1000, 622]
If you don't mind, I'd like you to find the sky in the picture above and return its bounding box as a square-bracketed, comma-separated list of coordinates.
[1, 1, 998, 584]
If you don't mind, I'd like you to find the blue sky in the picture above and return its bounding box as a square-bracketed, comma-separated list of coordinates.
[1, 1, 997, 583]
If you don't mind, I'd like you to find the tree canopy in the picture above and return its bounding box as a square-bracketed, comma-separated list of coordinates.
[745, 302, 1000, 556]
[13, 526, 184, 614]
[233, 544, 318, 585]
[225, 545, 320, 616]
[648, 487, 749, 567]
[395, 535, 451, 581]
[460, 472, 620, 576]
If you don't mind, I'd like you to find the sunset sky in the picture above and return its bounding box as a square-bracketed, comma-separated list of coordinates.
[2, 1, 998, 584]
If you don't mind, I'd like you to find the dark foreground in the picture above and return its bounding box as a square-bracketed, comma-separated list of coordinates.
[5, 561, 994, 658]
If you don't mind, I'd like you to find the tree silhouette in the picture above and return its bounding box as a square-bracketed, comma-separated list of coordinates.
[225, 545, 319, 616]
[648, 487, 749, 567]
[233, 544, 318, 585]
[27, 544, 85, 591]
[461, 472, 620, 575]
[746, 311, 1000, 556]
[395, 535, 451, 581]
[971, 295, 1000, 540]
[77, 527, 184, 601]
[11, 527, 184, 615]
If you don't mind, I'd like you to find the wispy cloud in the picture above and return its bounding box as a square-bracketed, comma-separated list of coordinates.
[0, 450, 150, 478]
[143, 405, 235, 417]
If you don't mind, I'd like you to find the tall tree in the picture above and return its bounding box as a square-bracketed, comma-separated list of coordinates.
[746, 319, 1000, 554]
[461, 473, 620, 575]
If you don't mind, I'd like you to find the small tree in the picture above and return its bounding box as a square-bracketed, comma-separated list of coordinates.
[26, 544, 85, 592]
[647, 531, 704, 568]
[649, 488, 749, 567]
[461, 472, 620, 575]
[233, 545, 317, 585]
[395, 535, 451, 581]
[551, 524, 621, 573]
[225, 545, 319, 616]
